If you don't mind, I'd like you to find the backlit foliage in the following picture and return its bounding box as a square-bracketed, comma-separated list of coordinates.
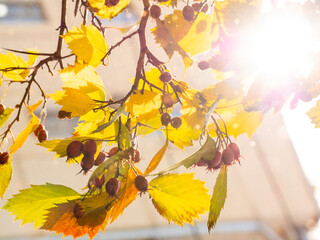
[1, 0, 320, 239]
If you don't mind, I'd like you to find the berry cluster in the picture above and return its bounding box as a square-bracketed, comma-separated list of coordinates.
[196, 142, 241, 171]
[0, 152, 10, 165]
[34, 124, 48, 143]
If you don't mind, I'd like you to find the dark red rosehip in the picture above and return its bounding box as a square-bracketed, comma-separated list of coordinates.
[192, 2, 201, 11]
[162, 93, 173, 108]
[207, 150, 222, 169]
[0, 152, 10, 165]
[80, 154, 95, 174]
[105, 0, 119, 6]
[94, 175, 105, 188]
[198, 61, 209, 70]
[0, 104, 4, 115]
[150, 5, 161, 19]
[105, 177, 120, 196]
[37, 129, 48, 143]
[34, 124, 44, 137]
[94, 152, 106, 166]
[171, 117, 182, 129]
[214, 159, 224, 169]
[201, 3, 209, 12]
[227, 143, 240, 160]
[67, 140, 83, 159]
[161, 112, 172, 126]
[133, 149, 141, 163]
[73, 203, 85, 219]
[183, 5, 194, 21]
[196, 158, 207, 167]
[222, 148, 234, 165]
[135, 175, 148, 192]
[159, 72, 172, 83]
[107, 147, 118, 157]
[82, 139, 97, 155]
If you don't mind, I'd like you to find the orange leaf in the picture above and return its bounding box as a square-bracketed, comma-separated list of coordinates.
[144, 139, 168, 175]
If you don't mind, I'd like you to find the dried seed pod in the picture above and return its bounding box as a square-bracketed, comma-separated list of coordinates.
[34, 124, 44, 137]
[183, 5, 194, 21]
[171, 117, 182, 129]
[67, 140, 83, 159]
[159, 72, 172, 83]
[161, 112, 171, 126]
[82, 139, 97, 155]
[134, 175, 148, 192]
[94, 152, 106, 166]
[57, 110, 71, 119]
[73, 203, 85, 219]
[162, 93, 173, 108]
[150, 5, 161, 19]
[0, 152, 10, 165]
[222, 148, 234, 165]
[37, 129, 48, 143]
[105, 177, 120, 196]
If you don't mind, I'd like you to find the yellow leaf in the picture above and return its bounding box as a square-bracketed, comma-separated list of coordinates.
[62, 25, 107, 67]
[0, 50, 38, 81]
[88, 0, 130, 20]
[51, 87, 96, 117]
[125, 90, 162, 118]
[307, 100, 320, 128]
[0, 107, 14, 128]
[149, 173, 210, 226]
[26, 100, 43, 113]
[144, 139, 168, 175]
[0, 159, 12, 199]
[10, 114, 39, 154]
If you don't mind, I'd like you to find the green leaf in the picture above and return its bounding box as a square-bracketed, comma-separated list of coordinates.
[207, 165, 228, 232]
[114, 119, 131, 150]
[154, 136, 216, 175]
[0, 161, 12, 199]
[3, 183, 81, 228]
[92, 104, 125, 134]
[0, 107, 14, 128]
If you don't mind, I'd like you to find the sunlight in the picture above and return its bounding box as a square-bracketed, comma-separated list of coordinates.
[246, 11, 316, 85]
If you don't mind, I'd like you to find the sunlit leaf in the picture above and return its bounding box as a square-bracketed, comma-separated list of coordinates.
[26, 100, 43, 113]
[88, 0, 130, 20]
[307, 100, 320, 128]
[149, 173, 210, 226]
[114, 119, 131, 150]
[62, 25, 107, 67]
[3, 183, 80, 228]
[0, 159, 12, 199]
[51, 87, 96, 117]
[159, 0, 178, 7]
[144, 139, 168, 175]
[0, 107, 14, 128]
[207, 165, 227, 232]
[10, 114, 39, 154]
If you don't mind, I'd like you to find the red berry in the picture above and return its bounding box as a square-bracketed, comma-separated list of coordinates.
[82, 139, 97, 155]
[161, 112, 172, 126]
[80, 154, 95, 174]
[159, 72, 172, 83]
[162, 93, 173, 108]
[133, 149, 141, 163]
[34, 124, 44, 137]
[201, 3, 209, 12]
[227, 143, 240, 160]
[37, 129, 48, 143]
[0, 104, 5, 115]
[192, 3, 201, 11]
[171, 117, 182, 129]
[94, 152, 106, 166]
[73, 203, 85, 218]
[105, 0, 119, 6]
[67, 140, 83, 159]
[196, 158, 207, 167]
[222, 148, 234, 165]
[198, 61, 209, 70]
[183, 6, 194, 21]
[207, 150, 222, 169]
[150, 5, 161, 19]
[94, 175, 105, 188]
[134, 175, 148, 192]
[0, 152, 10, 165]
[107, 147, 118, 157]
[105, 177, 120, 196]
